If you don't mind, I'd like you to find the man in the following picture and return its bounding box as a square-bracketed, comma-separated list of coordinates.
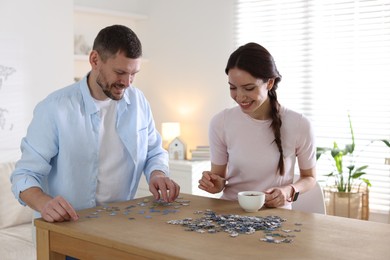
[11, 25, 180, 223]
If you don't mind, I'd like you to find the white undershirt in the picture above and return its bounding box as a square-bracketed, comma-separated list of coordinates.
[94, 98, 130, 205]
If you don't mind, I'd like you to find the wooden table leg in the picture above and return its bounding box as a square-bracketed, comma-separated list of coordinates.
[36, 228, 50, 260]
[36, 228, 65, 260]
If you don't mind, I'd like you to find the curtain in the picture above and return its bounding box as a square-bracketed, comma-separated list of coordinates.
[235, 0, 390, 215]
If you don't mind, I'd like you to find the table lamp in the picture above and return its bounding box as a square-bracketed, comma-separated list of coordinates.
[161, 122, 181, 149]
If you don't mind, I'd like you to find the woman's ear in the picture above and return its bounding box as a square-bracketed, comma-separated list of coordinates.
[267, 78, 275, 90]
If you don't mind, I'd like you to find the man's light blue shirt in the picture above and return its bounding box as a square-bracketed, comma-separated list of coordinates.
[11, 75, 168, 215]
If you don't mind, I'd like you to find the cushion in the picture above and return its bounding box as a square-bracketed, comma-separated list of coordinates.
[0, 223, 36, 259]
[0, 161, 33, 229]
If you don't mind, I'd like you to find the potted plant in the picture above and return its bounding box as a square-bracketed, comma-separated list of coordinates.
[317, 114, 371, 220]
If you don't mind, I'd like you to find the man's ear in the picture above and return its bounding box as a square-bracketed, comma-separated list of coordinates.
[89, 50, 100, 69]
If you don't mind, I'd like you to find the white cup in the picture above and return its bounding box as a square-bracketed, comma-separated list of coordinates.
[238, 191, 265, 213]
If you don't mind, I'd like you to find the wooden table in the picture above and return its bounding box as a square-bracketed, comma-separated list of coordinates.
[35, 193, 390, 260]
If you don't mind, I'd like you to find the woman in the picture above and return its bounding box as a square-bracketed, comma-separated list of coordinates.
[198, 43, 316, 208]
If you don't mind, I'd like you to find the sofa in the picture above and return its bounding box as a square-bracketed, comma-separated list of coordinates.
[0, 161, 36, 259]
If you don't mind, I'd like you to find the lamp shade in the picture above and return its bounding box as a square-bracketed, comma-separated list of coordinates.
[161, 122, 181, 143]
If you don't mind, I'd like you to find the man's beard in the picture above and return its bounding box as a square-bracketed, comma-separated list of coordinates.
[96, 75, 124, 101]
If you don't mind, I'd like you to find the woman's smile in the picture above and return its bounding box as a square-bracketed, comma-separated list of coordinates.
[239, 100, 254, 110]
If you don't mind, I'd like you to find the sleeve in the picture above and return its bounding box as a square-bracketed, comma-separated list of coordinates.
[10, 99, 59, 205]
[209, 110, 228, 165]
[296, 114, 316, 170]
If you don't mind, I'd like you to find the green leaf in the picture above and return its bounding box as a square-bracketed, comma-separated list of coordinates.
[351, 172, 366, 179]
[381, 139, 390, 148]
[330, 142, 340, 158]
[355, 165, 368, 172]
[317, 147, 329, 153]
[348, 113, 356, 150]
[325, 172, 335, 177]
[345, 144, 354, 154]
[316, 147, 330, 160]
[361, 178, 372, 187]
[333, 152, 343, 173]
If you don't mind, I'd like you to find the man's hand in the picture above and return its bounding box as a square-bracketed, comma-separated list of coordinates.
[149, 171, 180, 202]
[41, 196, 79, 222]
[20, 187, 78, 222]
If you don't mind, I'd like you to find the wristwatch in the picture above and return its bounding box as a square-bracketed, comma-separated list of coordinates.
[287, 184, 299, 202]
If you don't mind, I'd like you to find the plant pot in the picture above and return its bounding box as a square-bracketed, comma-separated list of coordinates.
[323, 185, 369, 220]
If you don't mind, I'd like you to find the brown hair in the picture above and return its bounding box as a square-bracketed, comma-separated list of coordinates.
[225, 42, 284, 175]
[93, 25, 142, 61]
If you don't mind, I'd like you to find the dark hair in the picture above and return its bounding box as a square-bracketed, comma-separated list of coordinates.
[93, 24, 142, 61]
[225, 42, 285, 175]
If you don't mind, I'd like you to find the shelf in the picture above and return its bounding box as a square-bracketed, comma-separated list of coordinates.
[74, 54, 149, 62]
[74, 5, 148, 20]
[73, 5, 148, 80]
[74, 54, 89, 61]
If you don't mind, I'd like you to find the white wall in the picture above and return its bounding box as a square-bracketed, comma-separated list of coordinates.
[0, 0, 73, 114]
[0, 0, 73, 160]
[76, 0, 236, 156]
[75, 0, 151, 14]
[0, 0, 235, 159]
[137, 0, 235, 156]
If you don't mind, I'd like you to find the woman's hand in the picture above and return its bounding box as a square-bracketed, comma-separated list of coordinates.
[198, 171, 226, 194]
[263, 186, 292, 208]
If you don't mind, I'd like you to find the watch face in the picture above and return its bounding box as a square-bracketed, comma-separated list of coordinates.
[293, 191, 300, 202]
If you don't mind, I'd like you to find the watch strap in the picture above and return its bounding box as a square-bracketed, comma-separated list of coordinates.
[287, 184, 299, 202]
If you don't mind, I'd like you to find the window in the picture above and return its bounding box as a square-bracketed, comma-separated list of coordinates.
[235, 0, 390, 215]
